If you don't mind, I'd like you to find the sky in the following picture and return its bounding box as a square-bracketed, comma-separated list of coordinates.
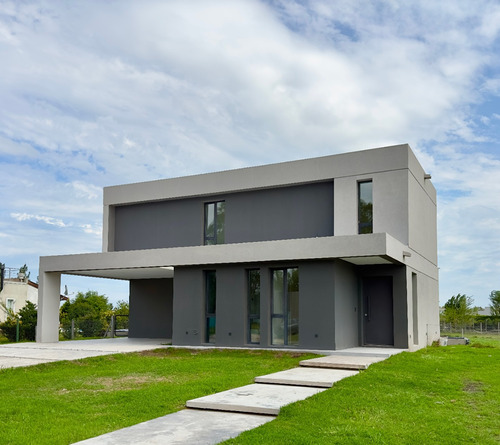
[1, 0, 499, 308]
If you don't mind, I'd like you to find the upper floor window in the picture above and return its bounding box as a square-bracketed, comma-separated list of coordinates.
[204, 201, 225, 245]
[358, 181, 373, 234]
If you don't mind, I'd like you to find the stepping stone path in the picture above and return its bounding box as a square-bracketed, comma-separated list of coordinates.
[76, 350, 398, 445]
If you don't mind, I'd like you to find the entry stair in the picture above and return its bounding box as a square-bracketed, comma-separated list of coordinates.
[75, 348, 401, 445]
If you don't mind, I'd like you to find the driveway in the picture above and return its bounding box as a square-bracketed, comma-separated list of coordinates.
[0, 338, 170, 369]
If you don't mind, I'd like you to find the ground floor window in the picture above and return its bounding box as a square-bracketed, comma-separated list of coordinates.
[247, 269, 260, 344]
[271, 268, 299, 346]
[6, 298, 15, 312]
[205, 271, 216, 343]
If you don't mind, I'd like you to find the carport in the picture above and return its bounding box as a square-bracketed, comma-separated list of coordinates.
[37, 250, 174, 343]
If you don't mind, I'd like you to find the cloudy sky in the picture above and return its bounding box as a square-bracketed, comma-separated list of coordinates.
[1, 0, 499, 307]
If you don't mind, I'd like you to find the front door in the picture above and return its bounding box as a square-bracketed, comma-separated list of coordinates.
[363, 277, 394, 346]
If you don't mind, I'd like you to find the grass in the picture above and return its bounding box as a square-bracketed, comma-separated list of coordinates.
[224, 335, 500, 444]
[0, 348, 317, 445]
[0, 334, 10, 344]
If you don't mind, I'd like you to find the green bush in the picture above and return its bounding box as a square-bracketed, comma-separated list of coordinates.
[0, 301, 37, 342]
[0, 316, 19, 342]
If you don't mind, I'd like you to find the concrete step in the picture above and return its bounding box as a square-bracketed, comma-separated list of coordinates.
[255, 367, 358, 388]
[300, 354, 385, 370]
[186, 383, 326, 415]
[74, 409, 275, 445]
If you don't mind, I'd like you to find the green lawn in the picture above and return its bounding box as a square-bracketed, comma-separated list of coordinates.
[2, 337, 499, 445]
[0, 348, 317, 445]
[224, 335, 500, 444]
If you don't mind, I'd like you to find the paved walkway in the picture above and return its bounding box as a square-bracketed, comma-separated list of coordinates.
[74, 345, 404, 445]
[0, 340, 404, 444]
[0, 338, 170, 368]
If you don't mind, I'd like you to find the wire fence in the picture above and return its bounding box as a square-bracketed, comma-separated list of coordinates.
[440, 321, 500, 336]
[60, 315, 129, 340]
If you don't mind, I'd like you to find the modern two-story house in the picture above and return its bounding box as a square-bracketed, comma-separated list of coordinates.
[37, 144, 440, 350]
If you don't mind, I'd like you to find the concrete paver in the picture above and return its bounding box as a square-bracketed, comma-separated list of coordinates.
[329, 347, 406, 357]
[186, 383, 326, 415]
[73, 409, 275, 445]
[255, 367, 359, 387]
[300, 354, 386, 370]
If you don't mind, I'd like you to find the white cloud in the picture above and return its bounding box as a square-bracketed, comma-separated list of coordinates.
[11, 213, 70, 228]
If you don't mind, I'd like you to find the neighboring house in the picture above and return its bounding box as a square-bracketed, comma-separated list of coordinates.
[0, 270, 38, 322]
[476, 307, 493, 316]
[37, 144, 440, 350]
[0, 269, 68, 323]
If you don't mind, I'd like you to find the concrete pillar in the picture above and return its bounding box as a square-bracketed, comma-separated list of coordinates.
[36, 271, 61, 343]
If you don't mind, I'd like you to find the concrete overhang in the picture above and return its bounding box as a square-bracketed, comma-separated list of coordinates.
[40, 233, 408, 280]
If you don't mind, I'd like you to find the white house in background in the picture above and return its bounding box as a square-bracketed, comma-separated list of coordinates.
[0, 273, 38, 322]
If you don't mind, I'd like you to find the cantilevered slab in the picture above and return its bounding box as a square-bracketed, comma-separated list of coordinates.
[300, 354, 386, 370]
[74, 409, 275, 445]
[255, 367, 358, 388]
[186, 383, 326, 415]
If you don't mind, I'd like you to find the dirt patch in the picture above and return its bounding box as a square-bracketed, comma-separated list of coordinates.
[58, 373, 173, 394]
[138, 348, 177, 357]
[470, 342, 494, 348]
[463, 380, 484, 393]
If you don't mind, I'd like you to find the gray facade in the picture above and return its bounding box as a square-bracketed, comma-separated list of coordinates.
[36, 144, 440, 350]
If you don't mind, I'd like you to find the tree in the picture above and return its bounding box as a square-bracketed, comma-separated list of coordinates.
[60, 291, 112, 338]
[18, 301, 37, 341]
[113, 300, 129, 329]
[442, 294, 475, 327]
[490, 290, 500, 317]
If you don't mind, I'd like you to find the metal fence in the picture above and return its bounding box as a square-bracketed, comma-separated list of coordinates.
[60, 315, 129, 340]
[440, 321, 500, 336]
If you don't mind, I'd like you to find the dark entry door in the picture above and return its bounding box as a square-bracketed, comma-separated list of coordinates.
[363, 277, 394, 346]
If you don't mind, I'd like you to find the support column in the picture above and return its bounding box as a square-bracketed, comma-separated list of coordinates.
[36, 271, 61, 343]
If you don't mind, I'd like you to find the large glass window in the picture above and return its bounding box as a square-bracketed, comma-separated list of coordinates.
[271, 268, 299, 346]
[358, 181, 373, 234]
[204, 201, 225, 245]
[205, 271, 216, 343]
[247, 269, 260, 344]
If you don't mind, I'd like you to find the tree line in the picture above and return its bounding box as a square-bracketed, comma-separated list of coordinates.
[0, 290, 129, 342]
[441, 290, 500, 326]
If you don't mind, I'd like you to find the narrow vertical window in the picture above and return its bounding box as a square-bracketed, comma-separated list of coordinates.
[412, 273, 418, 345]
[204, 201, 225, 245]
[358, 181, 373, 234]
[247, 269, 260, 344]
[271, 268, 299, 346]
[205, 271, 216, 343]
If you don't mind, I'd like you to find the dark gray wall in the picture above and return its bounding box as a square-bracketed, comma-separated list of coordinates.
[172, 267, 204, 346]
[113, 182, 333, 251]
[298, 261, 336, 349]
[129, 278, 173, 338]
[172, 260, 341, 350]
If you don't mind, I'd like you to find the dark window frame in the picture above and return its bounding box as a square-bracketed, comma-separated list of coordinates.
[204, 201, 225, 245]
[247, 269, 261, 344]
[205, 270, 216, 344]
[271, 267, 299, 346]
[358, 180, 373, 234]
